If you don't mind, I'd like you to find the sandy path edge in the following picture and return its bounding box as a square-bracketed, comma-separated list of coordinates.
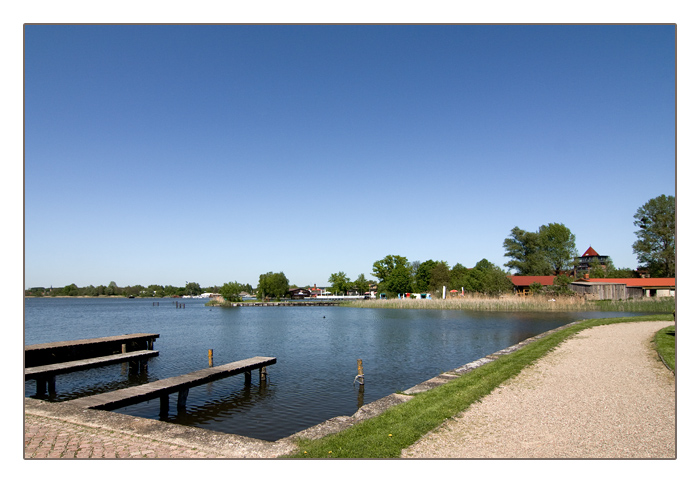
[402, 321, 675, 459]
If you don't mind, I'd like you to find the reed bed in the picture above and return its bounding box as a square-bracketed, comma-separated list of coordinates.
[343, 294, 675, 312]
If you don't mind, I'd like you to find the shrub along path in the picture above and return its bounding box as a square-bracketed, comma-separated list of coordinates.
[402, 321, 676, 458]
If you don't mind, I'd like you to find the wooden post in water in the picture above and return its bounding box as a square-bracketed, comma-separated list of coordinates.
[244, 370, 252, 385]
[160, 394, 169, 417]
[260, 366, 267, 382]
[177, 388, 189, 412]
[355, 359, 365, 385]
[208, 349, 214, 367]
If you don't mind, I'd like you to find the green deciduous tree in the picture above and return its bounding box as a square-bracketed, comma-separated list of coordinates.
[372, 255, 412, 295]
[503, 227, 550, 275]
[414, 260, 438, 293]
[257, 272, 289, 300]
[538, 223, 578, 274]
[328, 271, 351, 295]
[428, 261, 451, 293]
[354, 273, 370, 296]
[633, 194, 676, 277]
[220, 281, 245, 302]
[503, 223, 577, 275]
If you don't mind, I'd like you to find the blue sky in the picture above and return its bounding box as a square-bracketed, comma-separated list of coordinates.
[24, 24, 676, 289]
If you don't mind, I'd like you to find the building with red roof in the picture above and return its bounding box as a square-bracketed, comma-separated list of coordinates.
[507, 276, 556, 295]
[574, 246, 610, 276]
[570, 278, 675, 299]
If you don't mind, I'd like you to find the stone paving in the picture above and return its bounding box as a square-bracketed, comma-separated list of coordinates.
[24, 413, 225, 458]
[23, 397, 295, 459]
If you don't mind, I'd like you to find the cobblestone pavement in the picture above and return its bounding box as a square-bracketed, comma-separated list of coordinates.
[23, 398, 295, 459]
[24, 413, 225, 458]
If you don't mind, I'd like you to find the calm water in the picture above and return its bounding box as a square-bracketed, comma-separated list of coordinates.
[24, 297, 642, 441]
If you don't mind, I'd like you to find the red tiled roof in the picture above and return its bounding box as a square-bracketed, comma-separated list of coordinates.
[507, 276, 556, 286]
[585, 278, 676, 287]
[581, 246, 599, 257]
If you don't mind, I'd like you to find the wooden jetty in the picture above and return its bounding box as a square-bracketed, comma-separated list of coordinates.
[25, 333, 160, 396]
[64, 356, 276, 417]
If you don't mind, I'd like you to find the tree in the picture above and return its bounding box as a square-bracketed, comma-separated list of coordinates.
[184, 282, 202, 296]
[257, 272, 289, 300]
[428, 261, 450, 293]
[328, 271, 350, 295]
[354, 273, 370, 296]
[633, 194, 675, 277]
[372, 255, 413, 295]
[415, 260, 438, 292]
[503, 223, 577, 275]
[220, 281, 245, 302]
[537, 223, 577, 274]
[503, 227, 550, 275]
[449, 263, 471, 290]
[472, 259, 513, 295]
[62, 283, 79, 296]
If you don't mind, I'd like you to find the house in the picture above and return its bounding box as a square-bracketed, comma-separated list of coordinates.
[288, 288, 311, 299]
[570, 278, 676, 299]
[507, 276, 556, 295]
[574, 247, 609, 276]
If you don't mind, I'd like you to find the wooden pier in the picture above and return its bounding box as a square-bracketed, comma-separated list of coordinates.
[64, 356, 276, 417]
[25, 333, 160, 396]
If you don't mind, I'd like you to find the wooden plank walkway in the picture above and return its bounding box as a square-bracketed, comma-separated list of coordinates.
[25, 333, 160, 367]
[64, 356, 276, 416]
[25, 350, 159, 380]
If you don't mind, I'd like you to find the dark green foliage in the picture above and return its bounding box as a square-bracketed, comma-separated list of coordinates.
[328, 271, 351, 295]
[372, 255, 413, 295]
[633, 194, 676, 277]
[220, 281, 245, 302]
[449, 259, 513, 295]
[257, 271, 290, 300]
[503, 223, 577, 275]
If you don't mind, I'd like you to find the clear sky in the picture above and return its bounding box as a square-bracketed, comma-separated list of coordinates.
[24, 24, 676, 289]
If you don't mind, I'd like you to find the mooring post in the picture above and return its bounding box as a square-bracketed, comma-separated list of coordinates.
[160, 394, 169, 417]
[354, 359, 365, 385]
[36, 379, 46, 396]
[208, 349, 214, 367]
[122, 343, 127, 354]
[47, 376, 56, 396]
[177, 388, 189, 411]
[244, 370, 252, 385]
[260, 366, 267, 382]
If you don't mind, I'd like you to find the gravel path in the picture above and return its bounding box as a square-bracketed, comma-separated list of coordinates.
[402, 321, 676, 459]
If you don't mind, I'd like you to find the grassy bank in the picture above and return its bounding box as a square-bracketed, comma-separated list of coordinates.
[287, 314, 673, 458]
[655, 325, 676, 373]
[343, 294, 675, 313]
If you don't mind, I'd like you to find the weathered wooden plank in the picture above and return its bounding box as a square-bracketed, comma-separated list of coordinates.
[65, 356, 276, 411]
[25, 333, 160, 367]
[24, 350, 159, 379]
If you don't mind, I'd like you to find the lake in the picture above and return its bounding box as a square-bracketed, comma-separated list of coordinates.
[24, 297, 642, 441]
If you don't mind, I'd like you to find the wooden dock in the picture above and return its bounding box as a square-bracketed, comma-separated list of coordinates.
[64, 356, 276, 417]
[25, 333, 159, 367]
[25, 333, 160, 396]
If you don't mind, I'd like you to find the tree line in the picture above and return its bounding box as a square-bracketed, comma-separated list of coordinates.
[26, 195, 674, 299]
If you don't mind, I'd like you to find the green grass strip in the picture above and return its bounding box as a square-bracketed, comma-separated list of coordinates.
[287, 314, 673, 459]
[654, 325, 676, 373]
